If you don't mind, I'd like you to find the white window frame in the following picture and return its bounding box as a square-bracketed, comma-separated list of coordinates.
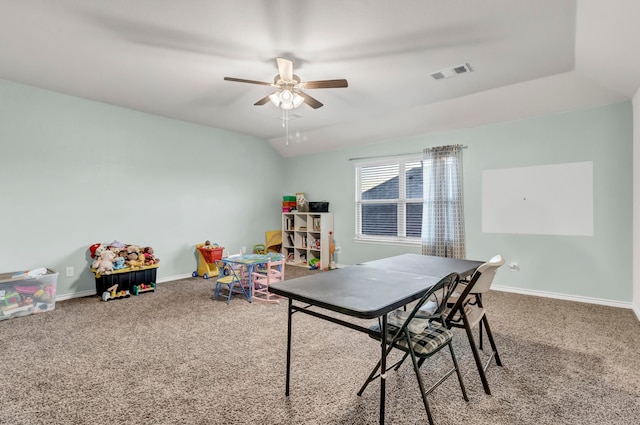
[354, 154, 423, 246]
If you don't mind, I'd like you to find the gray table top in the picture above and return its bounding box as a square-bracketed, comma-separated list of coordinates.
[269, 254, 484, 319]
[358, 253, 483, 278]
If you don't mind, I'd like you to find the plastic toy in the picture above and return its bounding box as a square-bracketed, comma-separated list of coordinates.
[309, 258, 320, 270]
[193, 242, 224, 279]
[132, 282, 156, 295]
[101, 284, 131, 301]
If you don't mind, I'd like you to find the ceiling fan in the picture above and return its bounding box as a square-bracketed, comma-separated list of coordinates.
[224, 57, 348, 110]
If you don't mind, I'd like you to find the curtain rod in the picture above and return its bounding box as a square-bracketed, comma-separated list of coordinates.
[348, 145, 467, 162]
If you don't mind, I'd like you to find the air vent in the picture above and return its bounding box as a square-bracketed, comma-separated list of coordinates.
[430, 63, 473, 80]
[453, 64, 471, 74]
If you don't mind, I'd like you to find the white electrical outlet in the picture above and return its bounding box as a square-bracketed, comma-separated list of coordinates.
[66, 266, 74, 277]
[508, 261, 520, 272]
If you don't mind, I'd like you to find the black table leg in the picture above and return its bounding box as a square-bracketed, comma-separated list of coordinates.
[285, 297, 293, 397]
[380, 313, 387, 424]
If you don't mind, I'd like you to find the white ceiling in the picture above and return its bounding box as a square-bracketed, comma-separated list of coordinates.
[0, 0, 638, 157]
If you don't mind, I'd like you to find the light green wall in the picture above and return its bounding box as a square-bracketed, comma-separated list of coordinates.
[0, 79, 285, 297]
[1, 78, 633, 304]
[284, 102, 633, 302]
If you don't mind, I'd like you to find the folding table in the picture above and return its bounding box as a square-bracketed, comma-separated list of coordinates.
[269, 253, 483, 424]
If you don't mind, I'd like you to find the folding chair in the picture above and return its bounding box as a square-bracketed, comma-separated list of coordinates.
[212, 260, 249, 304]
[444, 255, 504, 395]
[250, 256, 285, 303]
[357, 273, 468, 425]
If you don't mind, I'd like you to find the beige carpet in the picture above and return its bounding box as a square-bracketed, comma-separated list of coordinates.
[1, 267, 639, 425]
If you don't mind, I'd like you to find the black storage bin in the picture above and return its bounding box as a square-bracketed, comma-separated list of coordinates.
[95, 267, 157, 295]
[309, 201, 329, 212]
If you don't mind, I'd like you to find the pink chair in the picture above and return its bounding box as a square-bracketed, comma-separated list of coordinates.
[251, 257, 285, 303]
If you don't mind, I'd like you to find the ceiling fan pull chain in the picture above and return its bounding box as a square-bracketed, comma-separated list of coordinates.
[285, 109, 290, 146]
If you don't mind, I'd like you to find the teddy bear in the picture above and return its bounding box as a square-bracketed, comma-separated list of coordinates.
[92, 250, 116, 274]
[125, 245, 145, 268]
[142, 246, 159, 266]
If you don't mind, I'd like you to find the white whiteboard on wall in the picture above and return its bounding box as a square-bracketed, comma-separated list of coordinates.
[482, 161, 593, 236]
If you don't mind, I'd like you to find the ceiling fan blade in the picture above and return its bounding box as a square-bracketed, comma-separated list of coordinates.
[300, 79, 349, 89]
[224, 77, 271, 86]
[276, 57, 294, 82]
[298, 91, 323, 109]
[254, 95, 271, 106]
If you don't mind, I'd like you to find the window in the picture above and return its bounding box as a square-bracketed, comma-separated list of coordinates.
[355, 156, 423, 244]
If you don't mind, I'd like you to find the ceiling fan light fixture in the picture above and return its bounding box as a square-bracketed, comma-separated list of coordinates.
[292, 92, 304, 108]
[269, 92, 281, 107]
[269, 89, 304, 110]
[280, 89, 294, 106]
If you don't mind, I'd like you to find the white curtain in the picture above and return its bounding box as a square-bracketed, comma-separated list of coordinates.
[421, 145, 465, 258]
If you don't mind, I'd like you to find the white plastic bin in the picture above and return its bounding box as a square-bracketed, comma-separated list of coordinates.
[0, 268, 58, 321]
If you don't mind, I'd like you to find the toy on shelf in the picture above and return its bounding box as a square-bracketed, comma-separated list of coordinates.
[193, 241, 225, 279]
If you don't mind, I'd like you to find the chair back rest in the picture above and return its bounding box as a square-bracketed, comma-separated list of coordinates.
[214, 260, 241, 280]
[261, 257, 285, 282]
[265, 230, 283, 253]
[469, 254, 504, 294]
[390, 273, 459, 335]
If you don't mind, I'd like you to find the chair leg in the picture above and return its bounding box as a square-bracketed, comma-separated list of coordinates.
[225, 282, 233, 304]
[357, 358, 382, 396]
[476, 294, 484, 350]
[481, 314, 502, 367]
[448, 343, 469, 402]
[407, 339, 434, 425]
[462, 316, 492, 395]
[393, 352, 410, 371]
[357, 334, 397, 396]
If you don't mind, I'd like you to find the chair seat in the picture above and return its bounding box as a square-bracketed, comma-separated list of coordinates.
[216, 275, 237, 285]
[370, 322, 453, 357]
[448, 303, 486, 329]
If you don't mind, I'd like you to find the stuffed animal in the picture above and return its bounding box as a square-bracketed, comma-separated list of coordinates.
[126, 245, 145, 268]
[93, 250, 116, 274]
[142, 246, 159, 266]
[89, 243, 102, 259]
[112, 256, 126, 270]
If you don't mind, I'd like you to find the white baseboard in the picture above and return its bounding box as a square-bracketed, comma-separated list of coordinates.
[157, 273, 193, 283]
[56, 289, 97, 301]
[53, 273, 640, 322]
[492, 284, 633, 310]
